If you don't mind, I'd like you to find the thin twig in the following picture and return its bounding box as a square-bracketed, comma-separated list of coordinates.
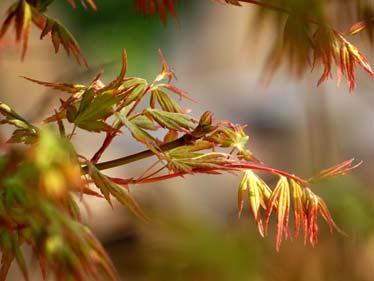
[82, 134, 195, 173]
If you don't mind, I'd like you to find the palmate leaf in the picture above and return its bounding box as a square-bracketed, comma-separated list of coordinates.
[207, 123, 258, 162]
[124, 116, 159, 148]
[264, 176, 290, 251]
[67, 89, 124, 132]
[145, 108, 196, 132]
[134, 0, 179, 24]
[88, 163, 148, 221]
[167, 140, 213, 158]
[0, 0, 32, 60]
[150, 88, 183, 113]
[165, 140, 229, 173]
[237, 159, 358, 250]
[39, 15, 87, 65]
[131, 115, 158, 130]
[237, 170, 272, 235]
[0, 1, 87, 63]
[166, 151, 233, 174]
[119, 78, 148, 106]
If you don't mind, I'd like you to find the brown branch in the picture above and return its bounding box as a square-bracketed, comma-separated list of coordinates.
[82, 134, 195, 173]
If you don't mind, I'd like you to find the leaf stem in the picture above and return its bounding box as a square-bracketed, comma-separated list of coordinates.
[69, 125, 77, 140]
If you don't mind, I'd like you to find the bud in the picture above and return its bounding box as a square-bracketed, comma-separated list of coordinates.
[191, 111, 217, 138]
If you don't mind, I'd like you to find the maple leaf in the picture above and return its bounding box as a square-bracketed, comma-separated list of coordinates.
[0, 1, 87, 64]
[145, 108, 196, 132]
[88, 163, 148, 221]
[264, 176, 290, 251]
[238, 170, 272, 236]
[312, 28, 374, 91]
[237, 158, 360, 250]
[39, 15, 87, 66]
[0, 0, 32, 60]
[134, 0, 179, 24]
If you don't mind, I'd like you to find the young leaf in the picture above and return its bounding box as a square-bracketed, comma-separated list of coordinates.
[88, 163, 148, 221]
[150, 88, 182, 113]
[264, 176, 290, 251]
[131, 115, 158, 130]
[0, 0, 32, 60]
[134, 0, 179, 24]
[72, 91, 123, 132]
[145, 108, 196, 132]
[39, 15, 87, 66]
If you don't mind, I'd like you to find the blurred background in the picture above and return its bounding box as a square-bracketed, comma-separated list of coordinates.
[1, 1, 374, 280]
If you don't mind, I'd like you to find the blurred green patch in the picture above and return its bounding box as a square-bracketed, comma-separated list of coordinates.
[53, 1, 196, 78]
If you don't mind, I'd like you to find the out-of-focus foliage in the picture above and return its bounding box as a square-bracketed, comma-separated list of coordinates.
[0, 130, 118, 281]
[218, 0, 374, 90]
[2, 0, 373, 89]
[0, 1, 372, 281]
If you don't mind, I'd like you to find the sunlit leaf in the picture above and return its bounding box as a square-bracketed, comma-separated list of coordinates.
[145, 108, 196, 132]
[88, 163, 148, 221]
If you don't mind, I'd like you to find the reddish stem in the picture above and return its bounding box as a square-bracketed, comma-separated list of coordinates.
[109, 163, 307, 187]
[91, 132, 116, 163]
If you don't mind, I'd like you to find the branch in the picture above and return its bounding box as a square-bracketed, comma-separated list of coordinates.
[82, 134, 195, 173]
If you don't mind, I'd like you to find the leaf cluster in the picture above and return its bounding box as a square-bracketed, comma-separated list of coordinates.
[0, 1, 369, 280]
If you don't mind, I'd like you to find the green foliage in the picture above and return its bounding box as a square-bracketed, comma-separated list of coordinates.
[0, 0, 372, 280]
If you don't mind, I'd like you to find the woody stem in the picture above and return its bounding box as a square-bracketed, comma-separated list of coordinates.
[81, 134, 195, 173]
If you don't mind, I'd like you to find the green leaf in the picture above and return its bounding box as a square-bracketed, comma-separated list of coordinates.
[166, 152, 233, 173]
[77, 88, 95, 115]
[124, 118, 157, 146]
[70, 91, 123, 132]
[131, 115, 158, 130]
[165, 141, 231, 173]
[112, 101, 136, 130]
[75, 120, 113, 133]
[121, 78, 148, 106]
[167, 140, 213, 159]
[75, 91, 121, 123]
[151, 88, 182, 113]
[145, 108, 195, 132]
[88, 164, 148, 221]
